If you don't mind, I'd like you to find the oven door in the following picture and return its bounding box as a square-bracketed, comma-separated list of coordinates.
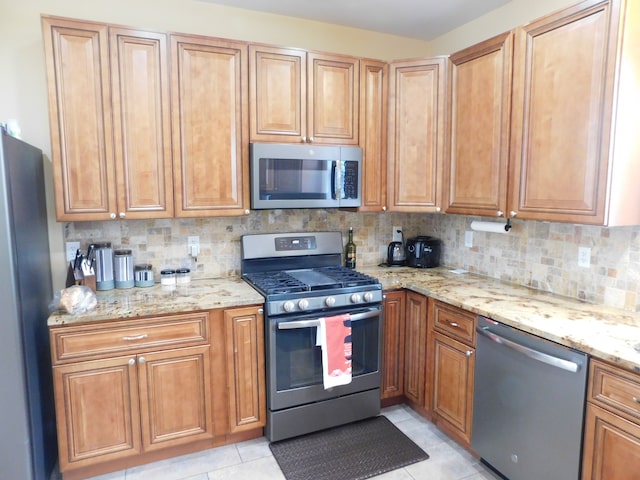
[267, 305, 382, 411]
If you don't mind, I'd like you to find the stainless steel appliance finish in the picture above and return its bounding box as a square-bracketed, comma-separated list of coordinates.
[250, 143, 362, 209]
[92, 241, 114, 290]
[241, 231, 383, 442]
[114, 248, 134, 289]
[0, 130, 56, 480]
[472, 316, 588, 480]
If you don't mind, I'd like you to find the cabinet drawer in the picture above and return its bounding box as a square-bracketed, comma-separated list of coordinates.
[589, 359, 640, 423]
[51, 312, 209, 364]
[432, 301, 476, 345]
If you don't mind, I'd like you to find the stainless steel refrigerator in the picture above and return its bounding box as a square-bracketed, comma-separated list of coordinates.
[0, 129, 57, 479]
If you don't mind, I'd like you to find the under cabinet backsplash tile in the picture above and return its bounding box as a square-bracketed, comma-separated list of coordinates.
[64, 210, 640, 313]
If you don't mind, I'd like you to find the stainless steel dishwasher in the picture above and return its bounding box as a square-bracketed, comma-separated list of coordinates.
[472, 316, 588, 480]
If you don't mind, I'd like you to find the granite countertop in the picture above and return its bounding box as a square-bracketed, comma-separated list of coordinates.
[48, 266, 640, 373]
[47, 277, 264, 327]
[360, 266, 640, 373]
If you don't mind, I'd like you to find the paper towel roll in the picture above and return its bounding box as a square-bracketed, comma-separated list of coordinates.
[470, 221, 509, 233]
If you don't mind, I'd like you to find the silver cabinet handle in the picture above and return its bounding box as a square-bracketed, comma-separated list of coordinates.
[138, 357, 146, 364]
[477, 326, 580, 373]
[633, 396, 640, 404]
[128, 358, 135, 366]
[122, 333, 148, 341]
[447, 321, 459, 328]
[278, 309, 379, 330]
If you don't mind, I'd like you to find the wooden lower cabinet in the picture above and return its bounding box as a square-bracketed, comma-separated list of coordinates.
[403, 291, 428, 408]
[582, 359, 640, 479]
[51, 308, 267, 479]
[223, 306, 266, 433]
[381, 290, 405, 401]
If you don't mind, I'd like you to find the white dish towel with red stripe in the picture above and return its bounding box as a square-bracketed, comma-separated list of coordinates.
[318, 313, 352, 389]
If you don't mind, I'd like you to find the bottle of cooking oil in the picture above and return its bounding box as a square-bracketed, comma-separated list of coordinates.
[345, 227, 356, 269]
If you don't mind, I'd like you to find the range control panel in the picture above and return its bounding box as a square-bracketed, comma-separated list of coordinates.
[275, 236, 317, 251]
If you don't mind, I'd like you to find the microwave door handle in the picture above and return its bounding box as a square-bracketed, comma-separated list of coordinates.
[278, 310, 379, 330]
[330, 161, 338, 200]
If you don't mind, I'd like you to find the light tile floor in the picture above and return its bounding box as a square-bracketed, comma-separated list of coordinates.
[66, 405, 501, 480]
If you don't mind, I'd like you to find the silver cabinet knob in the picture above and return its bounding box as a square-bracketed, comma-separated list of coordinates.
[138, 357, 146, 364]
[258, 308, 264, 314]
[110, 213, 117, 220]
[497, 210, 504, 217]
[308, 137, 314, 143]
[128, 358, 135, 366]
[119, 212, 126, 219]
[435, 207, 441, 212]
[466, 350, 474, 357]
[301, 136, 307, 143]
[382, 206, 387, 211]
[244, 209, 250, 215]
[510, 211, 518, 217]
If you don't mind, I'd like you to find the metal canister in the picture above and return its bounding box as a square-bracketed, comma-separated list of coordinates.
[134, 264, 154, 287]
[114, 249, 134, 289]
[92, 242, 114, 291]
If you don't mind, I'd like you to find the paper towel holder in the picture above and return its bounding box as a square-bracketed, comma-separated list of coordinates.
[470, 219, 512, 233]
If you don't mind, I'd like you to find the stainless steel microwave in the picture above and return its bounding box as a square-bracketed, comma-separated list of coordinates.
[250, 143, 362, 209]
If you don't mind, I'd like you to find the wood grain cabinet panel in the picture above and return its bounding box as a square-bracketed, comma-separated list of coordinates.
[171, 35, 249, 217]
[583, 359, 640, 479]
[403, 291, 428, 407]
[224, 306, 266, 433]
[42, 17, 116, 221]
[249, 45, 359, 145]
[381, 290, 405, 401]
[387, 58, 446, 212]
[444, 32, 512, 217]
[110, 27, 173, 219]
[509, 0, 640, 225]
[53, 356, 141, 471]
[359, 59, 388, 212]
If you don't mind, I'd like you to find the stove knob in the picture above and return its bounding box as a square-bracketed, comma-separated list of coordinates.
[298, 299, 309, 310]
[350, 293, 362, 303]
[363, 292, 374, 303]
[325, 296, 336, 307]
[283, 301, 295, 313]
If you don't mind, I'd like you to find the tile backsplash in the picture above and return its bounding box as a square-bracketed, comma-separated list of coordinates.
[64, 210, 640, 312]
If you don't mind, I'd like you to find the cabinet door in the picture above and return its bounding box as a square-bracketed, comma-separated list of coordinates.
[110, 28, 173, 219]
[171, 34, 249, 217]
[388, 58, 446, 212]
[224, 306, 266, 433]
[249, 45, 306, 142]
[359, 59, 388, 212]
[445, 32, 512, 217]
[432, 332, 475, 445]
[381, 290, 405, 400]
[582, 404, 640, 480]
[53, 356, 141, 472]
[307, 52, 359, 145]
[403, 291, 428, 406]
[509, 1, 615, 223]
[138, 346, 213, 451]
[42, 17, 116, 221]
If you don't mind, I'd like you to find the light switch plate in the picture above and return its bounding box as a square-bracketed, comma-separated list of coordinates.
[464, 231, 473, 248]
[66, 241, 80, 262]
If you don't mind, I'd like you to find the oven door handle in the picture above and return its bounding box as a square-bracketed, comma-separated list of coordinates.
[278, 310, 379, 330]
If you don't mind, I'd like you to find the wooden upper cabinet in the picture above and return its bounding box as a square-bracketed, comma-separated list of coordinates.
[171, 34, 249, 217]
[509, 0, 640, 225]
[42, 17, 173, 221]
[42, 17, 116, 221]
[249, 44, 359, 145]
[110, 27, 173, 219]
[444, 32, 513, 218]
[387, 57, 447, 212]
[359, 59, 388, 212]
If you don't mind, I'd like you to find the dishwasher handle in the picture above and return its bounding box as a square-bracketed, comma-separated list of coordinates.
[477, 326, 580, 373]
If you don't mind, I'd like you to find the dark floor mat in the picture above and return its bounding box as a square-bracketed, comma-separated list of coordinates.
[269, 415, 429, 480]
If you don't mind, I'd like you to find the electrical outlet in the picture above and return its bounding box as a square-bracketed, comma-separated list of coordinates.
[392, 226, 403, 242]
[578, 246, 591, 268]
[464, 231, 473, 248]
[65, 241, 80, 262]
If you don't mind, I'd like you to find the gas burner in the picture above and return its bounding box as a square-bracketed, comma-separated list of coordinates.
[242, 271, 307, 295]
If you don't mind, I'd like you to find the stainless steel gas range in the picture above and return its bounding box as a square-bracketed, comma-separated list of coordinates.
[241, 231, 383, 442]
